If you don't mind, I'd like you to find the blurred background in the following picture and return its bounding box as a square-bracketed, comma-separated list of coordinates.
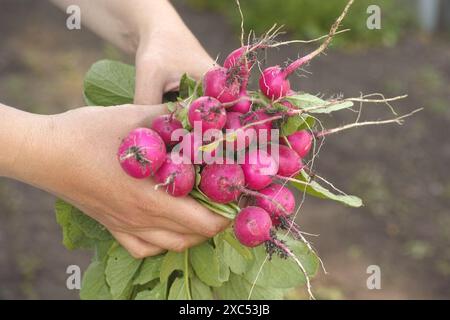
[0, 0, 449, 299]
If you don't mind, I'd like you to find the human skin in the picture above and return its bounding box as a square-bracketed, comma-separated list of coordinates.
[0, 0, 227, 258]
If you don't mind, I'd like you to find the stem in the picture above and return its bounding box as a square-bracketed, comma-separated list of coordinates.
[154, 174, 175, 191]
[241, 114, 282, 130]
[315, 108, 423, 138]
[240, 187, 291, 217]
[344, 94, 408, 104]
[269, 29, 350, 48]
[271, 238, 315, 300]
[284, 0, 354, 76]
[221, 97, 268, 108]
[280, 216, 327, 275]
[276, 175, 309, 186]
[201, 112, 283, 151]
[184, 249, 192, 300]
[236, 0, 245, 48]
[282, 136, 292, 149]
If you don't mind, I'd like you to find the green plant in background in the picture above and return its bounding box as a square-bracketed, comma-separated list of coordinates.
[185, 0, 414, 47]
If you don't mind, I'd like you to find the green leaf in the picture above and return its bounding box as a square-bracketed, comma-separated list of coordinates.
[55, 199, 111, 250]
[215, 273, 284, 300]
[190, 276, 213, 300]
[160, 251, 184, 283]
[243, 236, 318, 289]
[217, 247, 230, 283]
[190, 242, 224, 287]
[285, 94, 354, 114]
[84, 60, 135, 106]
[190, 189, 237, 219]
[135, 281, 167, 300]
[296, 115, 316, 131]
[94, 239, 114, 262]
[215, 231, 250, 275]
[168, 277, 188, 300]
[222, 230, 253, 260]
[83, 92, 96, 106]
[194, 165, 201, 188]
[281, 114, 316, 137]
[218, 239, 249, 275]
[306, 101, 354, 114]
[281, 115, 304, 137]
[285, 94, 325, 108]
[167, 101, 177, 113]
[179, 73, 202, 100]
[133, 255, 164, 285]
[105, 245, 142, 299]
[291, 170, 363, 207]
[80, 261, 112, 300]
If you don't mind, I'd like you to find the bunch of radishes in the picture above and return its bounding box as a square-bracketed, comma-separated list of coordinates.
[116, 36, 319, 259]
[116, 2, 363, 300]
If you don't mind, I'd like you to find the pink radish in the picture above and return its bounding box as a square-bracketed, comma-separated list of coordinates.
[241, 110, 274, 143]
[223, 45, 256, 77]
[203, 67, 241, 103]
[282, 130, 313, 158]
[151, 114, 183, 147]
[228, 91, 252, 113]
[241, 149, 278, 190]
[254, 184, 295, 225]
[199, 163, 245, 204]
[258, 0, 353, 101]
[154, 155, 195, 197]
[118, 128, 166, 179]
[233, 206, 315, 299]
[178, 132, 203, 164]
[188, 96, 227, 133]
[276, 145, 304, 177]
[224, 112, 256, 151]
[259, 66, 292, 100]
[234, 206, 273, 247]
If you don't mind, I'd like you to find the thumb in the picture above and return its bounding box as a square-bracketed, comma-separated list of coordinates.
[134, 55, 166, 105]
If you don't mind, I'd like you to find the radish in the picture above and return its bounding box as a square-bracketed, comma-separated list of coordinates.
[199, 163, 245, 204]
[253, 183, 313, 258]
[254, 183, 295, 225]
[188, 96, 227, 133]
[276, 145, 304, 177]
[233, 206, 273, 247]
[177, 132, 203, 164]
[228, 90, 252, 113]
[241, 149, 278, 190]
[282, 130, 313, 158]
[224, 112, 256, 151]
[233, 206, 294, 258]
[223, 45, 257, 78]
[151, 114, 183, 147]
[203, 67, 241, 103]
[224, 47, 254, 114]
[154, 155, 195, 197]
[233, 206, 315, 299]
[241, 110, 274, 143]
[258, 0, 354, 101]
[118, 128, 166, 179]
[245, 183, 303, 238]
[259, 66, 292, 100]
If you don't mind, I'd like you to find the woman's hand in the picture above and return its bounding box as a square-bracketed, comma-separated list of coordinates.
[133, 2, 215, 104]
[51, 0, 215, 104]
[0, 104, 229, 258]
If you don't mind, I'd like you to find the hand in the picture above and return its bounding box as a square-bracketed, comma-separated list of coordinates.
[133, 2, 215, 104]
[51, 0, 215, 105]
[2, 104, 229, 258]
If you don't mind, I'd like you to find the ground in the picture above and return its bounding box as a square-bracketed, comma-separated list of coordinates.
[0, 0, 449, 299]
